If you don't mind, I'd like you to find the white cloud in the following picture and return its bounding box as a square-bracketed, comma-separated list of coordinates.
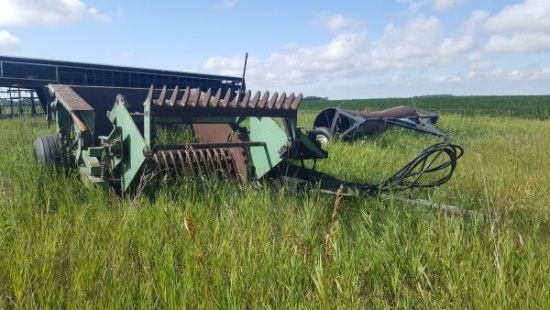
[203, 55, 245, 76]
[200, 7, 550, 98]
[315, 13, 364, 32]
[0, 0, 107, 26]
[201, 15, 477, 96]
[460, 10, 489, 35]
[215, 0, 238, 10]
[368, 16, 473, 68]
[434, 0, 466, 11]
[117, 51, 135, 61]
[468, 51, 483, 62]
[387, 16, 442, 43]
[482, 0, 550, 54]
[0, 29, 20, 52]
[428, 64, 550, 96]
[470, 61, 493, 71]
[203, 32, 368, 91]
[486, 32, 550, 54]
[486, 0, 550, 33]
[397, 0, 429, 14]
[87, 7, 109, 23]
[438, 36, 474, 56]
[506, 65, 550, 81]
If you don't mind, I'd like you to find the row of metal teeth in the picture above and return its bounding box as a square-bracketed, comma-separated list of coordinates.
[148, 85, 303, 111]
[153, 148, 238, 179]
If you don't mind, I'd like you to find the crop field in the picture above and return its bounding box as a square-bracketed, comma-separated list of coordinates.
[301, 95, 550, 120]
[0, 96, 549, 308]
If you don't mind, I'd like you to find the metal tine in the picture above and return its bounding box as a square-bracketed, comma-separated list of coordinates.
[177, 87, 191, 107]
[175, 151, 182, 171]
[238, 90, 251, 108]
[185, 150, 195, 174]
[210, 88, 222, 107]
[165, 153, 172, 175]
[155, 85, 167, 106]
[212, 149, 223, 171]
[155, 153, 167, 174]
[227, 150, 237, 177]
[155, 153, 163, 171]
[169, 151, 178, 177]
[184, 151, 195, 175]
[167, 85, 180, 107]
[152, 153, 159, 169]
[188, 88, 201, 107]
[229, 91, 240, 108]
[223, 149, 236, 177]
[199, 88, 212, 108]
[215, 149, 224, 171]
[195, 150, 205, 174]
[274, 92, 286, 109]
[220, 149, 229, 171]
[199, 149, 208, 166]
[219, 88, 231, 108]
[161, 151, 169, 175]
[205, 149, 217, 171]
[222, 149, 230, 172]
[247, 91, 261, 108]
[266, 92, 278, 109]
[178, 151, 186, 175]
[291, 93, 303, 110]
[146, 85, 155, 107]
[257, 91, 269, 108]
[210, 149, 219, 171]
[203, 149, 213, 170]
[282, 93, 295, 109]
[161, 152, 169, 173]
[176, 151, 185, 176]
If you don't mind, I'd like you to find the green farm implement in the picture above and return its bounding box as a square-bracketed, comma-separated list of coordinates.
[33, 84, 463, 196]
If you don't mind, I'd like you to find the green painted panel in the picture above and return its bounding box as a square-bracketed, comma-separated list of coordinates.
[249, 117, 289, 179]
[109, 99, 147, 193]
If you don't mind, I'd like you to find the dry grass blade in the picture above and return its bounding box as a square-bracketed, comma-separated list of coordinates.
[184, 212, 196, 243]
[325, 185, 343, 261]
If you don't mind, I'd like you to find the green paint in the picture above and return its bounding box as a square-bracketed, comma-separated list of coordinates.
[249, 117, 289, 179]
[109, 98, 147, 193]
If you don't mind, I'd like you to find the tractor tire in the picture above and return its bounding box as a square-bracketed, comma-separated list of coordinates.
[309, 127, 332, 144]
[33, 135, 62, 165]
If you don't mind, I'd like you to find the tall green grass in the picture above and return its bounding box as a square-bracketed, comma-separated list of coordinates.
[0, 108, 549, 308]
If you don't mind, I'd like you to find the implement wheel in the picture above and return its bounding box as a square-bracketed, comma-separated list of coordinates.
[309, 127, 332, 144]
[33, 135, 62, 165]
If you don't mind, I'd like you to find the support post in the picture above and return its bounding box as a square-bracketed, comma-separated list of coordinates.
[31, 90, 37, 115]
[9, 88, 14, 117]
[18, 88, 23, 115]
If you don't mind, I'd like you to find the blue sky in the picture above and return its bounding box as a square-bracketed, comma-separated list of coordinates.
[1, 0, 549, 99]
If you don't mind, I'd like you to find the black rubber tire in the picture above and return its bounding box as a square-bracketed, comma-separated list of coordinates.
[33, 135, 61, 165]
[309, 127, 332, 144]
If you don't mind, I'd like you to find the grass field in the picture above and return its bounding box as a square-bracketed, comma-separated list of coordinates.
[0, 96, 549, 308]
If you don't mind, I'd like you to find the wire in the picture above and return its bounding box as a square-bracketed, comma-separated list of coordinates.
[361, 142, 464, 194]
[283, 142, 464, 196]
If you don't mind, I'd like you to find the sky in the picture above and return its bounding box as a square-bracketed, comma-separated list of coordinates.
[0, 0, 549, 99]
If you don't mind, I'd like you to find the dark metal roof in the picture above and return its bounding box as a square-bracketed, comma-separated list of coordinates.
[0, 55, 244, 113]
[0, 55, 243, 89]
